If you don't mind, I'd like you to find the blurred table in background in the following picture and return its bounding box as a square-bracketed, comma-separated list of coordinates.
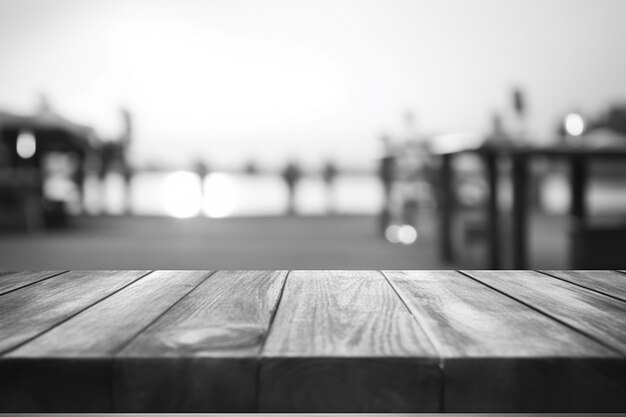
[438, 146, 626, 269]
[1, 270, 625, 412]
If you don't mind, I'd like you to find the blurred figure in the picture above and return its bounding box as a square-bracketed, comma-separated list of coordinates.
[193, 159, 209, 181]
[119, 108, 134, 215]
[244, 159, 259, 176]
[378, 134, 397, 235]
[322, 159, 338, 214]
[97, 108, 134, 215]
[396, 111, 433, 228]
[512, 86, 528, 144]
[483, 112, 513, 148]
[193, 159, 209, 217]
[282, 159, 302, 216]
[396, 142, 432, 227]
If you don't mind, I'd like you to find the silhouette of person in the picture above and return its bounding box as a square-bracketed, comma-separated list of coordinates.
[282, 160, 301, 216]
[378, 135, 396, 235]
[322, 159, 338, 214]
[193, 159, 209, 181]
[512, 86, 528, 144]
[397, 112, 432, 228]
[193, 159, 209, 216]
[120, 110, 135, 216]
[244, 159, 259, 176]
[483, 112, 513, 149]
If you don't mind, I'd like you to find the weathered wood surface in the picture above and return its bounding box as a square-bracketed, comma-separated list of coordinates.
[0, 270, 625, 413]
[0, 271, 212, 412]
[541, 270, 626, 302]
[0, 270, 150, 355]
[260, 270, 440, 412]
[0, 270, 65, 295]
[385, 270, 624, 412]
[115, 270, 288, 412]
[463, 270, 626, 355]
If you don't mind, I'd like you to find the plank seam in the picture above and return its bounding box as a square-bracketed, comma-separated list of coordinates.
[537, 270, 626, 303]
[379, 270, 446, 412]
[0, 270, 155, 357]
[0, 270, 69, 297]
[258, 270, 290, 356]
[110, 270, 217, 357]
[458, 270, 626, 358]
[255, 269, 290, 412]
[109, 270, 217, 412]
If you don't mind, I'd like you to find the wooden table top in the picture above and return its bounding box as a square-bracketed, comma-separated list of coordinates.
[1, 270, 625, 413]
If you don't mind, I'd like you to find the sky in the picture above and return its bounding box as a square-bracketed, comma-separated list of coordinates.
[1, 0, 626, 170]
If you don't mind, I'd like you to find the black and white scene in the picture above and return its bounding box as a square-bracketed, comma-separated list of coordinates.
[0, 0, 625, 413]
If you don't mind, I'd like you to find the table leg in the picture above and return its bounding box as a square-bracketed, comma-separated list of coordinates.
[570, 155, 588, 225]
[483, 152, 501, 269]
[569, 155, 589, 268]
[439, 154, 454, 263]
[512, 153, 528, 269]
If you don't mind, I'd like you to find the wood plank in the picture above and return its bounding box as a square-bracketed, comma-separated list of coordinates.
[259, 270, 440, 412]
[0, 270, 150, 355]
[114, 270, 288, 412]
[0, 271, 66, 295]
[9, 270, 212, 357]
[541, 270, 626, 302]
[385, 270, 615, 357]
[462, 270, 626, 355]
[384, 270, 625, 412]
[0, 271, 211, 412]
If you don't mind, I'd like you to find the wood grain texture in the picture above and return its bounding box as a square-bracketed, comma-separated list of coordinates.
[259, 270, 440, 412]
[462, 270, 626, 355]
[0, 270, 150, 412]
[0, 271, 211, 412]
[384, 270, 614, 357]
[0, 270, 150, 355]
[1, 269, 625, 413]
[384, 270, 624, 412]
[114, 270, 288, 412]
[8, 270, 212, 357]
[541, 270, 626, 302]
[0, 271, 65, 295]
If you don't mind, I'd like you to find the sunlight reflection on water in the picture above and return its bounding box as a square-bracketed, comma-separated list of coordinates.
[98, 171, 384, 217]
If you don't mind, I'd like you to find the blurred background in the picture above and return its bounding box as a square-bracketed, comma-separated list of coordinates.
[1, 0, 626, 269]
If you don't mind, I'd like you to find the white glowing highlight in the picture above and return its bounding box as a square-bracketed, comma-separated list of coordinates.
[386, 224, 418, 244]
[16, 131, 36, 159]
[162, 171, 202, 218]
[565, 113, 585, 136]
[203, 173, 238, 218]
[398, 225, 418, 245]
[385, 224, 401, 243]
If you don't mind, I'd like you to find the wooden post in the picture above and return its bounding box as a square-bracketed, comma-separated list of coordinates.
[483, 150, 501, 269]
[570, 154, 588, 225]
[568, 154, 588, 269]
[439, 153, 454, 263]
[512, 152, 529, 269]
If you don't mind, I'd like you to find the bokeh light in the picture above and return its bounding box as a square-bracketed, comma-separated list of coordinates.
[385, 224, 401, 243]
[16, 130, 36, 159]
[565, 113, 585, 136]
[385, 224, 417, 245]
[162, 171, 202, 218]
[397, 224, 418, 245]
[203, 173, 238, 218]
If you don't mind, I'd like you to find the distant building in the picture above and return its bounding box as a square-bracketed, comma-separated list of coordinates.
[0, 103, 97, 230]
[0, 102, 132, 230]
